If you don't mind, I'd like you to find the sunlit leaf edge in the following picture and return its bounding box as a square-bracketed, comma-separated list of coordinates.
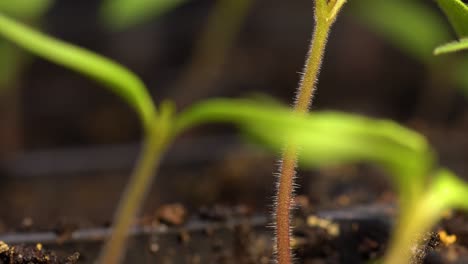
[434, 38, 468, 55]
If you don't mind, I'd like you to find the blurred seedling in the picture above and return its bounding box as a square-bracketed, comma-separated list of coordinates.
[352, 0, 468, 106]
[0, 0, 54, 159]
[100, 0, 254, 107]
[1, 1, 468, 264]
[0, 0, 53, 88]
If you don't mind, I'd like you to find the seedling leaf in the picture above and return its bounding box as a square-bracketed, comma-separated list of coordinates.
[175, 98, 434, 197]
[429, 169, 468, 211]
[434, 38, 468, 55]
[100, 0, 188, 30]
[435, 0, 468, 38]
[0, 13, 157, 132]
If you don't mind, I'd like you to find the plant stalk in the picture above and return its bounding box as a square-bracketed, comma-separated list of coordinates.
[383, 199, 440, 264]
[275, 1, 345, 263]
[97, 121, 171, 264]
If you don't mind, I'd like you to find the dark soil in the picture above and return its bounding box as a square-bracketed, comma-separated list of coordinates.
[0, 143, 468, 264]
[0, 241, 79, 264]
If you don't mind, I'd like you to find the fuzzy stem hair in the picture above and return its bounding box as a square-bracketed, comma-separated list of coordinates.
[274, 1, 346, 263]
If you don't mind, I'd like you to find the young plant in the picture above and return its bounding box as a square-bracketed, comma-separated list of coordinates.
[173, 98, 466, 264]
[0, 12, 164, 264]
[274, 0, 346, 263]
[2, 2, 468, 264]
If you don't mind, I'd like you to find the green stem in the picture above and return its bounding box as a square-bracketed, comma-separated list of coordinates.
[97, 109, 173, 264]
[383, 199, 440, 264]
[384, 169, 466, 264]
[275, 1, 345, 263]
[294, 11, 331, 113]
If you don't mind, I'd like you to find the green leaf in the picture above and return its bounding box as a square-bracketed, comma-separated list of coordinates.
[0, 13, 157, 132]
[175, 98, 434, 197]
[427, 169, 468, 211]
[352, 0, 451, 64]
[0, 0, 53, 20]
[435, 0, 468, 38]
[435, 38, 468, 55]
[100, 0, 188, 31]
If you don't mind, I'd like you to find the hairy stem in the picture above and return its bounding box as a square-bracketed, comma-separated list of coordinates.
[275, 1, 345, 263]
[97, 110, 172, 264]
[276, 146, 298, 264]
[294, 15, 330, 113]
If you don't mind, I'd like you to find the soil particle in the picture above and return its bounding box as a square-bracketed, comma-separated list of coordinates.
[155, 203, 187, 226]
[0, 242, 79, 264]
[178, 229, 191, 244]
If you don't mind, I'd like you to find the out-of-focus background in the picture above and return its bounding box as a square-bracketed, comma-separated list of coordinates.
[0, 0, 467, 231]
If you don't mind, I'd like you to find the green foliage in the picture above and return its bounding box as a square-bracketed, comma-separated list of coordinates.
[0, 13, 157, 132]
[100, 0, 188, 31]
[429, 169, 468, 211]
[434, 0, 468, 55]
[384, 168, 468, 263]
[175, 98, 468, 264]
[2, 4, 468, 264]
[0, 0, 53, 20]
[435, 38, 468, 55]
[435, 0, 468, 38]
[175, 98, 433, 197]
[352, 0, 450, 64]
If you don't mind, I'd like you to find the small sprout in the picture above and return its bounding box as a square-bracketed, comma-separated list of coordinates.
[3, 2, 468, 264]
